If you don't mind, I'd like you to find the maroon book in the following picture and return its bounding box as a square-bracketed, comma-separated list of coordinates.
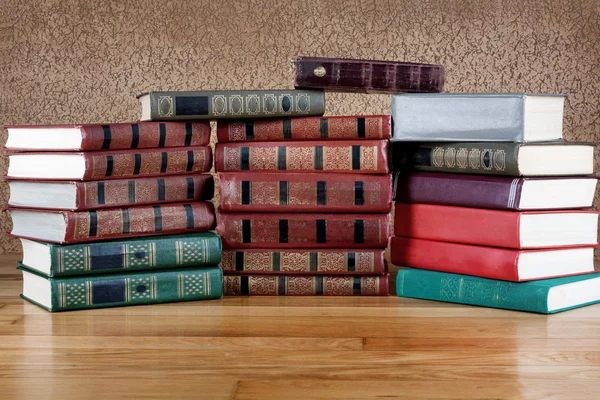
[294, 56, 445, 93]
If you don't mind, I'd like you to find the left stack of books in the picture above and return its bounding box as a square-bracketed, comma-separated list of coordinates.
[4, 121, 224, 311]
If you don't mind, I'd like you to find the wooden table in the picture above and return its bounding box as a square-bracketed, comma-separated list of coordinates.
[1, 253, 599, 399]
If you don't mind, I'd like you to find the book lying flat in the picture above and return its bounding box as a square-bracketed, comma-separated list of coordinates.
[390, 237, 596, 282]
[396, 268, 600, 314]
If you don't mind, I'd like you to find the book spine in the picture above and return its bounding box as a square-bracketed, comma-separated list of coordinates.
[81, 147, 212, 181]
[221, 249, 386, 274]
[391, 142, 522, 176]
[47, 233, 222, 276]
[216, 115, 391, 142]
[395, 269, 549, 313]
[47, 266, 223, 311]
[216, 213, 391, 249]
[63, 202, 215, 244]
[78, 175, 214, 210]
[80, 122, 211, 150]
[294, 57, 445, 93]
[215, 140, 389, 174]
[224, 274, 389, 296]
[218, 172, 392, 213]
[148, 90, 325, 120]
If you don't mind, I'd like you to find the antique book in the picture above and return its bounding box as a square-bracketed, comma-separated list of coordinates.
[390, 237, 596, 282]
[218, 172, 392, 213]
[393, 172, 598, 210]
[221, 249, 386, 275]
[215, 140, 388, 174]
[294, 56, 445, 93]
[8, 202, 216, 244]
[4, 121, 210, 151]
[396, 268, 600, 314]
[390, 142, 595, 176]
[5, 146, 212, 181]
[216, 115, 391, 142]
[7, 174, 214, 210]
[19, 265, 223, 312]
[224, 274, 389, 296]
[391, 93, 566, 142]
[394, 203, 599, 249]
[138, 90, 325, 121]
[217, 212, 391, 249]
[19, 232, 222, 277]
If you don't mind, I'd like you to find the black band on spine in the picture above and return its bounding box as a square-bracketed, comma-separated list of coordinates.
[241, 181, 251, 205]
[105, 156, 114, 177]
[282, 119, 292, 139]
[242, 220, 251, 243]
[354, 220, 365, 244]
[131, 124, 140, 148]
[279, 219, 288, 243]
[186, 150, 194, 172]
[314, 146, 323, 170]
[101, 125, 111, 149]
[158, 123, 167, 147]
[89, 211, 98, 237]
[279, 181, 288, 205]
[241, 276, 249, 295]
[309, 252, 318, 272]
[183, 204, 194, 229]
[186, 177, 195, 199]
[157, 179, 165, 201]
[128, 180, 136, 202]
[241, 147, 250, 170]
[184, 123, 193, 146]
[316, 220, 326, 243]
[315, 276, 324, 295]
[354, 181, 364, 205]
[97, 182, 105, 205]
[245, 121, 254, 140]
[133, 154, 142, 175]
[319, 118, 328, 138]
[160, 152, 168, 173]
[277, 146, 286, 170]
[357, 118, 366, 138]
[352, 146, 361, 170]
[122, 208, 130, 233]
[317, 181, 326, 205]
[347, 253, 356, 271]
[353, 277, 362, 295]
[235, 252, 244, 271]
[153, 206, 163, 232]
[278, 277, 286, 295]
[272, 252, 281, 271]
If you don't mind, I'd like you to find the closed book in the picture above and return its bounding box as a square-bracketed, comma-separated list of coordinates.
[215, 140, 388, 174]
[393, 172, 598, 210]
[19, 265, 223, 312]
[224, 274, 389, 296]
[19, 232, 222, 277]
[294, 56, 445, 93]
[394, 203, 599, 249]
[138, 90, 325, 121]
[396, 268, 600, 314]
[390, 237, 596, 282]
[218, 172, 392, 213]
[7, 174, 214, 210]
[390, 141, 595, 176]
[8, 202, 216, 244]
[4, 121, 210, 151]
[391, 93, 567, 142]
[216, 115, 391, 142]
[221, 249, 386, 275]
[6, 147, 212, 181]
[217, 212, 390, 249]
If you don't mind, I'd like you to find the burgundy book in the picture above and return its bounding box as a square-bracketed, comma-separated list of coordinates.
[224, 274, 390, 296]
[215, 140, 388, 174]
[217, 212, 391, 249]
[394, 172, 598, 210]
[221, 249, 387, 275]
[7, 202, 215, 244]
[6, 146, 212, 181]
[294, 56, 445, 93]
[7, 174, 214, 210]
[218, 172, 392, 213]
[4, 122, 210, 151]
[216, 115, 391, 142]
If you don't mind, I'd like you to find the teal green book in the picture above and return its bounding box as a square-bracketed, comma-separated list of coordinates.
[396, 268, 600, 314]
[19, 232, 222, 277]
[19, 265, 223, 312]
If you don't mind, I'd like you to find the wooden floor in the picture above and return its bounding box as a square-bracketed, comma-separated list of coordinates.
[1, 254, 600, 399]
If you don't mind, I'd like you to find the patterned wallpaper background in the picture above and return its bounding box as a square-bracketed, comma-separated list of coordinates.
[0, 0, 598, 253]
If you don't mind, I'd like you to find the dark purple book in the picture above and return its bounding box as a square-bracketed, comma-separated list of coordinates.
[294, 56, 445, 93]
[393, 172, 598, 210]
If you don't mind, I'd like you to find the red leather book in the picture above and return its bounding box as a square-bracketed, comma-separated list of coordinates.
[4, 122, 210, 151]
[7, 202, 215, 244]
[6, 146, 212, 181]
[221, 249, 387, 275]
[218, 172, 392, 213]
[394, 203, 599, 249]
[216, 115, 391, 142]
[391, 237, 597, 282]
[294, 56, 445, 93]
[217, 212, 391, 249]
[224, 274, 389, 296]
[215, 140, 388, 174]
[7, 174, 214, 210]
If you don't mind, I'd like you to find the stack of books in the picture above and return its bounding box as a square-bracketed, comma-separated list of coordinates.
[389, 93, 600, 313]
[4, 121, 224, 311]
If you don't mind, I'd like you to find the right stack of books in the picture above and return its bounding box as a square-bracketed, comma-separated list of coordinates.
[389, 93, 600, 314]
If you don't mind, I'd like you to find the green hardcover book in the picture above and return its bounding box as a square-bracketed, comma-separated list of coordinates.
[396, 268, 600, 314]
[19, 265, 223, 312]
[19, 232, 222, 277]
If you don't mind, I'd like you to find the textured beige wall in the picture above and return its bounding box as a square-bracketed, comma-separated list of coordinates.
[0, 0, 598, 253]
